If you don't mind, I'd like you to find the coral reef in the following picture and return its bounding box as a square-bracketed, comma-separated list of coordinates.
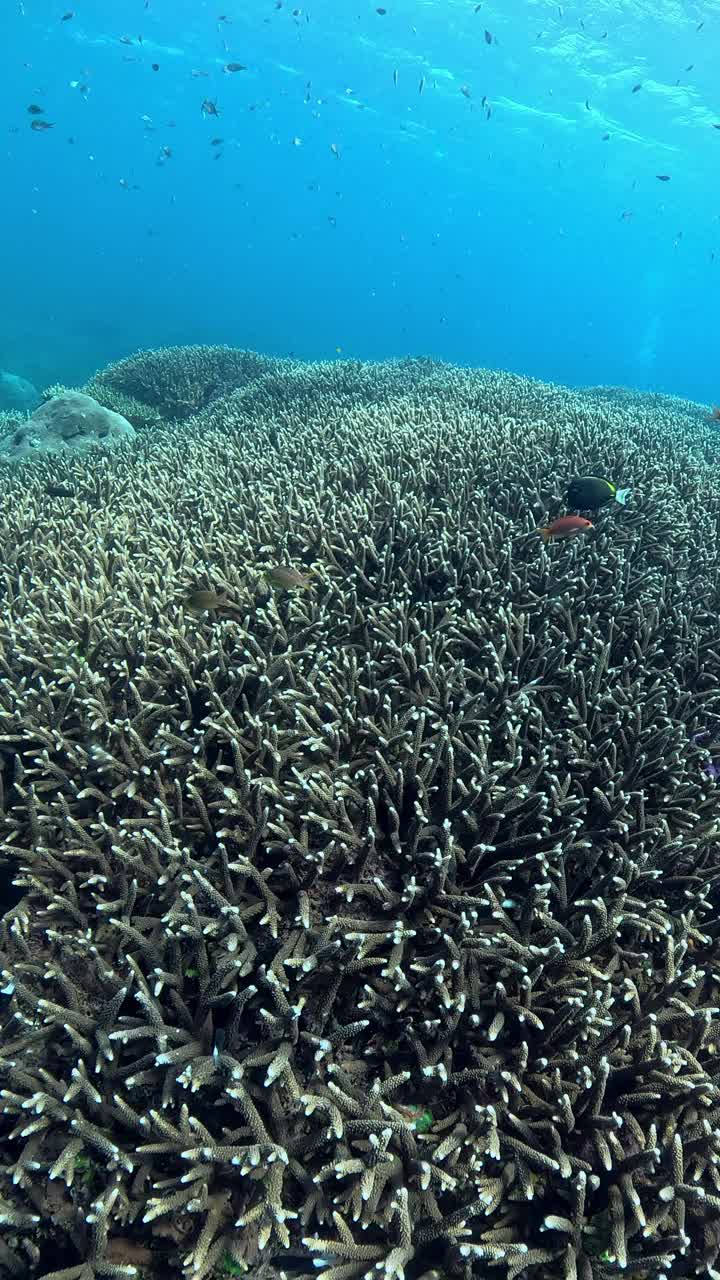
[85, 345, 280, 424]
[1, 352, 720, 1280]
[44, 346, 283, 432]
[0, 393, 136, 461]
[579, 384, 708, 423]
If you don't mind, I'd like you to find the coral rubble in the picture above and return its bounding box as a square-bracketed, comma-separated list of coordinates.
[1, 352, 720, 1280]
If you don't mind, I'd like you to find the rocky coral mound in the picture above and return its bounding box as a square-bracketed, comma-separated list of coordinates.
[0, 371, 40, 414]
[0, 392, 135, 461]
[1, 352, 720, 1280]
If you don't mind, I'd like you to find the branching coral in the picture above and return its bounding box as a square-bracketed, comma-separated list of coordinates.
[1, 352, 720, 1279]
[86, 345, 280, 422]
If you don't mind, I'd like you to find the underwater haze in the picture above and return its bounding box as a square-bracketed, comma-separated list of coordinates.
[3, 0, 718, 399]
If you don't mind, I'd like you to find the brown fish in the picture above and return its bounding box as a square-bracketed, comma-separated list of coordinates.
[536, 515, 593, 544]
[184, 588, 244, 617]
[266, 565, 314, 590]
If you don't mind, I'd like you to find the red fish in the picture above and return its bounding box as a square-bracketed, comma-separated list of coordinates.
[537, 515, 593, 543]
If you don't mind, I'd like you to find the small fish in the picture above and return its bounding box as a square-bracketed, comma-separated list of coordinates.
[707, 405, 720, 421]
[266, 565, 314, 590]
[713, 124, 720, 130]
[393, 68, 398, 87]
[61, 9, 74, 18]
[566, 476, 632, 510]
[484, 29, 493, 44]
[184, 588, 244, 617]
[45, 483, 75, 498]
[631, 83, 642, 92]
[460, 84, 472, 98]
[119, 35, 134, 44]
[536, 515, 593, 543]
[201, 98, 220, 116]
[210, 136, 223, 145]
[291, 136, 302, 145]
[192, 69, 210, 77]
[601, 132, 610, 140]
[30, 119, 54, 130]
[27, 104, 44, 114]
[224, 62, 246, 72]
[152, 62, 159, 70]
[330, 142, 340, 157]
[656, 173, 671, 181]
[376, 6, 387, 12]
[418, 75, 425, 94]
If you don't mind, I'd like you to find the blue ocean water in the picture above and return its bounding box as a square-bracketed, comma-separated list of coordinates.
[3, 0, 717, 401]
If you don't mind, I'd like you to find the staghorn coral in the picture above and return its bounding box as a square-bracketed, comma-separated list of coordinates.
[0, 409, 31, 439]
[1, 352, 720, 1279]
[85, 345, 281, 423]
[45, 346, 283, 429]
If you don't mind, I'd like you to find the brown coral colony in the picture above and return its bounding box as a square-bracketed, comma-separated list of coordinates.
[1, 345, 720, 1280]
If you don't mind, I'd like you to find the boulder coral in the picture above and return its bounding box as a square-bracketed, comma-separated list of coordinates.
[1, 351, 720, 1279]
[0, 392, 135, 461]
[0, 370, 40, 414]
